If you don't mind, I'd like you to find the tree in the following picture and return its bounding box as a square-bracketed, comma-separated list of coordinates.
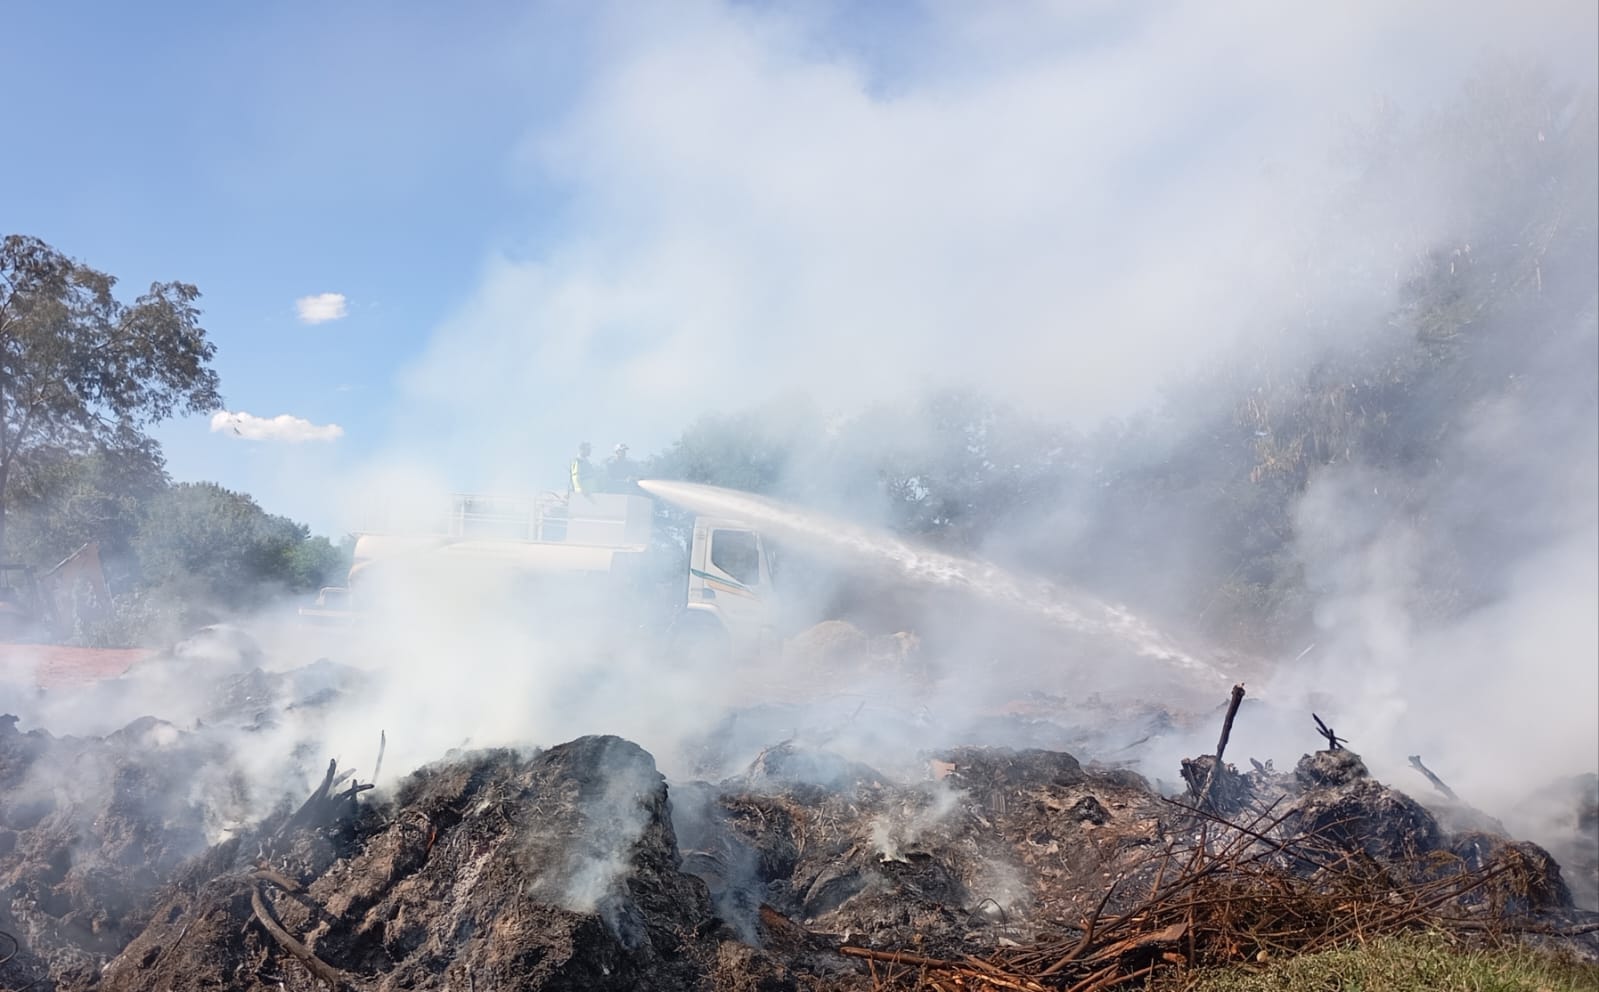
[644, 403, 814, 495]
[283, 534, 349, 592]
[0, 235, 221, 554]
[3, 443, 169, 588]
[132, 482, 344, 612]
[859, 390, 1076, 549]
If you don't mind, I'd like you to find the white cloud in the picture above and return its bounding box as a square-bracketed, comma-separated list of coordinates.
[211, 411, 344, 443]
[295, 292, 348, 324]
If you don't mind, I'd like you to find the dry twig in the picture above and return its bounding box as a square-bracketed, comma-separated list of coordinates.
[848, 793, 1542, 991]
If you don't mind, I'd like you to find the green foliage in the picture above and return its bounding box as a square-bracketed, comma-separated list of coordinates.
[0, 236, 227, 645]
[844, 390, 1077, 550]
[644, 399, 819, 494]
[1210, 63, 1599, 642]
[132, 482, 343, 611]
[2, 442, 168, 586]
[1161, 932, 1599, 992]
[1238, 64, 1597, 491]
[0, 445, 350, 645]
[286, 535, 348, 593]
[0, 235, 222, 552]
[71, 586, 191, 650]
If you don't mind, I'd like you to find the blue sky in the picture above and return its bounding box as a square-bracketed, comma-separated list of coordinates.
[4, 1, 1591, 536]
[4, 2, 590, 531]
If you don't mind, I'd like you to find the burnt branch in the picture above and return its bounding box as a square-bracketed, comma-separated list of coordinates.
[1312, 713, 1347, 751]
[249, 884, 346, 990]
[1407, 755, 1459, 801]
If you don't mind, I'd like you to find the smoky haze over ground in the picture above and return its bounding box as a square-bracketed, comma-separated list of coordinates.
[10, 0, 1595, 917]
[315, 2, 1599, 881]
[335, 5, 1597, 779]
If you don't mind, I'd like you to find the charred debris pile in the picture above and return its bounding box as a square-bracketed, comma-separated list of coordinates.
[1, 683, 1595, 991]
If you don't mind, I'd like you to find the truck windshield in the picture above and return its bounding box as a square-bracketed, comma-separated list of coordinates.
[710, 530, 760, 587]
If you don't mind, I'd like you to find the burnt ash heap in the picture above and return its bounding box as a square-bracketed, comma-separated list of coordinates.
[0, 640, 366, 991]
[92, 736, 763, 992]
[675, 737, 1593, 980]
[0, 714, 237, 990]
[0, 720, 1593, 991]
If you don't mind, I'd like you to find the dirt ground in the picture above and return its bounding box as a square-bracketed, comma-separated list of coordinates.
[0, 643, 151, 689]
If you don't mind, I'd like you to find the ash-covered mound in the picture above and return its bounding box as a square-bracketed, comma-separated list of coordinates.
[1, 716, 1591, 992]
[675, 742, 1188, 959]
[1215, 748, 1575, 913]
[1510, 772, 1599, 911]
[673, 739, 1593, 977]
[0, 713, 241, 988]
[93, 735, 790, 992]
[0, 642, 371, 990]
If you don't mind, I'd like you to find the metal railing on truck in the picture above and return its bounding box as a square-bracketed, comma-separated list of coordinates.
[447, 492, 572, 542]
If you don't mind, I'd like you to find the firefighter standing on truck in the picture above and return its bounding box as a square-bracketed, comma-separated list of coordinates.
[569, 441, 596, 498]
[605, 442, 635, 492]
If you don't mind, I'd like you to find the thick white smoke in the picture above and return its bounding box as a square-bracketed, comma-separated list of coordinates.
[305, 0, 1598, 895]
[10, 0, 1596, 915]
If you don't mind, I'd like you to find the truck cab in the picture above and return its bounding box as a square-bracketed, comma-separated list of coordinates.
[683, 517, 780, 663]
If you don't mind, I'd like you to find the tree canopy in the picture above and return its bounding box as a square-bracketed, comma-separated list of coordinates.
[133, 482, 345, 605]
[0, 235, 222, 550]
[0, 236, 352, 646]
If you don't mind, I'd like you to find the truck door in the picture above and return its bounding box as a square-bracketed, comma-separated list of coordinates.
[694, 525, 774, 660]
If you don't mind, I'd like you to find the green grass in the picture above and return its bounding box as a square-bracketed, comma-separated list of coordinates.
[1164, 932, 1599, 992]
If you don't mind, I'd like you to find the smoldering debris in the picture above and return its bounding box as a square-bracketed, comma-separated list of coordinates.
[0, 713, 235, 986]
[0, 676, 1595, 992]
[0, 652, 1591, 990]
[0, 641, 368, 991]
[94, 737, 722, 992]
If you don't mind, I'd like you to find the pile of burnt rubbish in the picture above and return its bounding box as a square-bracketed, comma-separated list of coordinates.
[1, 681, 1594, 991]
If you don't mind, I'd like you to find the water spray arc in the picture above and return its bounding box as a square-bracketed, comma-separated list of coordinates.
[637, 479, 1231, 686]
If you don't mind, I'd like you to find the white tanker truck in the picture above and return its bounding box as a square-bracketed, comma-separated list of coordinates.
[298, 488, 782, 663]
